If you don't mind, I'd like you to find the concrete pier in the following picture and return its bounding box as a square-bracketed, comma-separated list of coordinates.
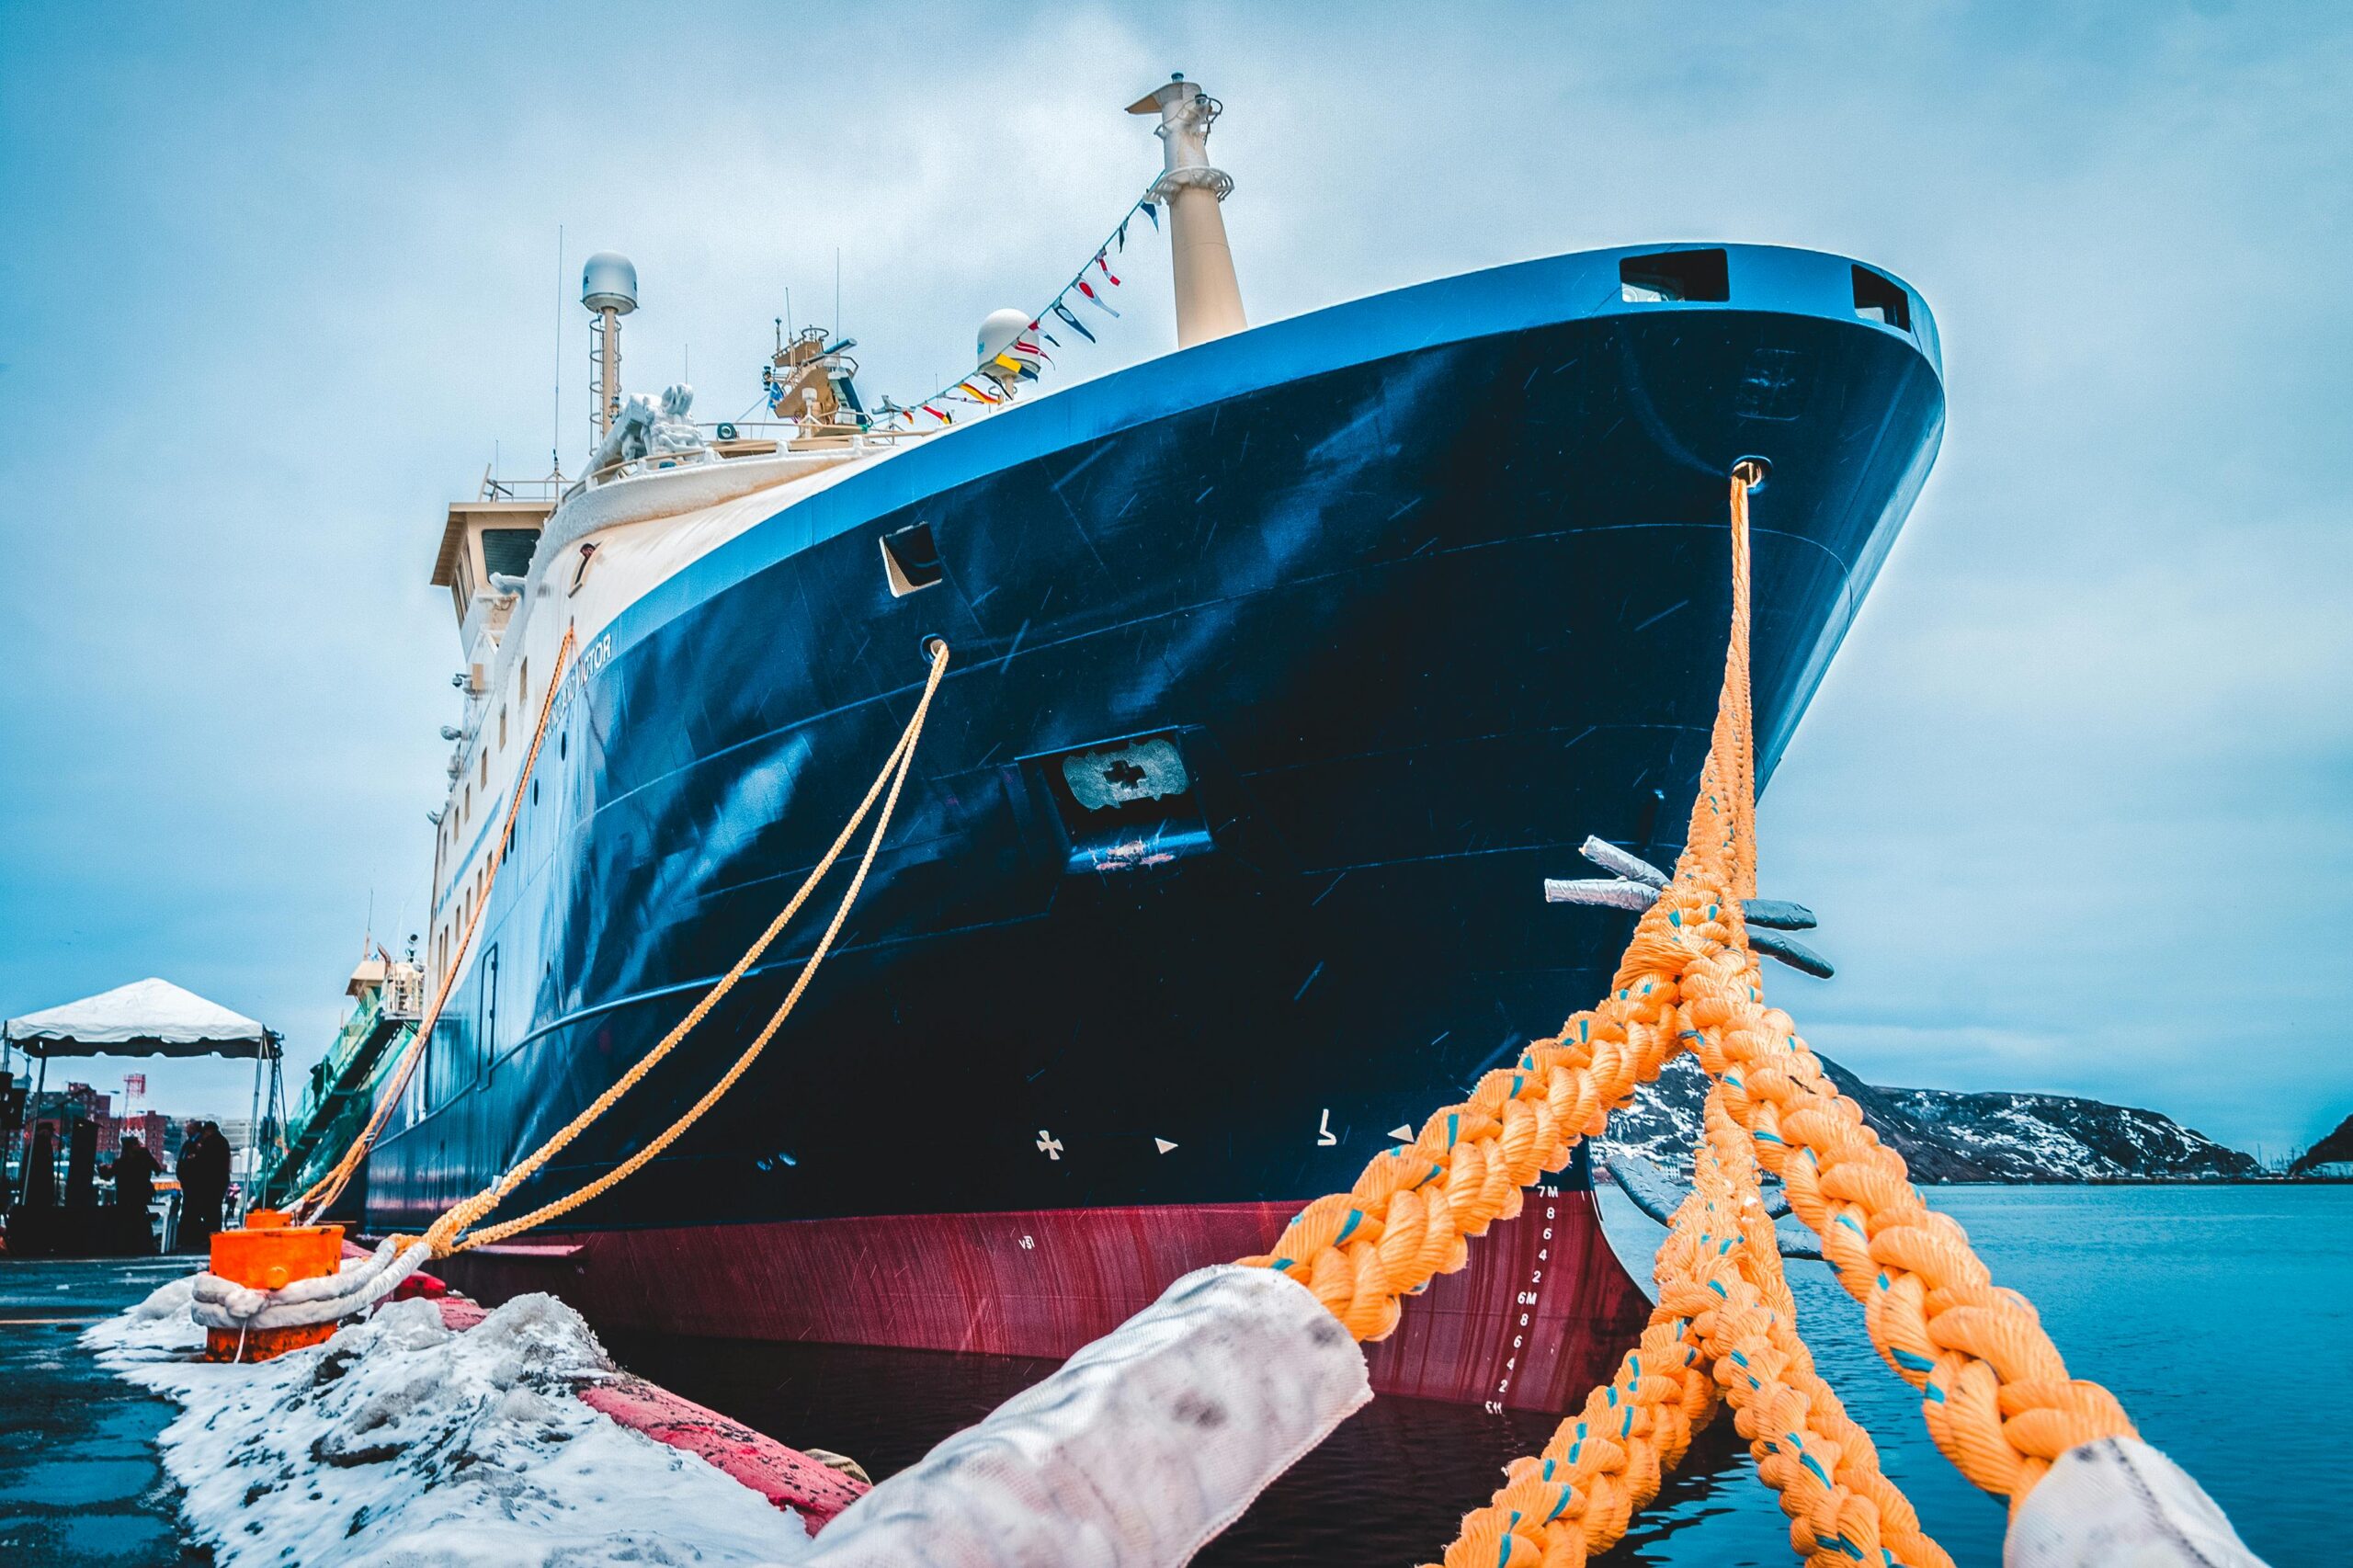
[0, 1256, 192, 1565]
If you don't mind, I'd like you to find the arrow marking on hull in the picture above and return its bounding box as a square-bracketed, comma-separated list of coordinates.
[1154, 1138, 1177, 1154]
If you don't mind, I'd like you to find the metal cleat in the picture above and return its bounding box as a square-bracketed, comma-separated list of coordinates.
[1741, 898, 1817, 931]
[1541, 877, 1657, 911]
[1578, 835, 1667, 888]
[1748, 927, 1834, 978]
[1548, 838, 1835, 977]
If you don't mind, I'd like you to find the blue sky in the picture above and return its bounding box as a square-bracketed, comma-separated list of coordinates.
[1, 3, 2346, 1157]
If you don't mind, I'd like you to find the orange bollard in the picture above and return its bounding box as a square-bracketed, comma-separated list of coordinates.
[204, 1210, 347, 1363]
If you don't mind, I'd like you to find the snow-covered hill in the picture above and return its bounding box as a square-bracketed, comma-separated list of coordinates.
[1599, 1052, 2259, 1182]
[2288, 1113, 2353, 1178]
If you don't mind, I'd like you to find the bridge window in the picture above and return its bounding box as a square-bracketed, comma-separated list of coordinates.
[481, 528, 540, 582]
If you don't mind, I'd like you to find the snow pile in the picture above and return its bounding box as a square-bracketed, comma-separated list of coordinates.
[85, 1282, 811, 1567]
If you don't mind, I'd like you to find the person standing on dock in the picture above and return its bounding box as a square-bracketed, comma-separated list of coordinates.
[176, 1119, 228, 1252]
[105, 1133, 161, 1253]
[105, 1134, 158, 1211]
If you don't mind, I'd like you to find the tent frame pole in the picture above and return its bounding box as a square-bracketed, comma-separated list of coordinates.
[245, 1046, 267, 1202]
[32, 1050, 49, 1202]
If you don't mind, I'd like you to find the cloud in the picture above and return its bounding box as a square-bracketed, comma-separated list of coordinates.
[2, 2, 2347, 1154]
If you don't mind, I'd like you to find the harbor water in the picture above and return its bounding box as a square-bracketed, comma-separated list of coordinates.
[6, 1185, 2344, 1565]
[606, 1183, 2351, 1568]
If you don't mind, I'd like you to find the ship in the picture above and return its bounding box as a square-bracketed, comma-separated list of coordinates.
[265, 77, 1945, 1413]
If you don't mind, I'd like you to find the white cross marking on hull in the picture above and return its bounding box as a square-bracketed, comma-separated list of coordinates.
[1036, 1131, 1063, 1160]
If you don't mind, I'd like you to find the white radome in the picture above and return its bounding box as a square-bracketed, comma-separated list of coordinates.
[582, 252, 639, 314]
[976, 308, 1030, 363]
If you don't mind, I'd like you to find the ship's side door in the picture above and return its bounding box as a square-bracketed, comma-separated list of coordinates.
[477, 945, 499, 1076]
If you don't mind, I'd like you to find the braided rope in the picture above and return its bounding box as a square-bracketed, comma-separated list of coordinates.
[1438, 1055, 1956, 1567]
[292, 625, 578, 1222]
[1250, 475, 2135, 1558]
[1680, 955, 2137, 1503]
[1672, 1085, 1950, 1568]
[409, 641, 950, 1258]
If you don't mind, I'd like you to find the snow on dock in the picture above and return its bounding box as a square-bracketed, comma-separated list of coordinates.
[85, 1277, 813, 1566]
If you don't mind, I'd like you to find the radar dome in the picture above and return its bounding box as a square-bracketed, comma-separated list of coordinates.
[976, 308, 1030, 363]
[582, 252, 639, 314]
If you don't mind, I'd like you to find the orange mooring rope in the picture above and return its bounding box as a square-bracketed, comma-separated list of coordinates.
[1242, 474, 2135, 1566]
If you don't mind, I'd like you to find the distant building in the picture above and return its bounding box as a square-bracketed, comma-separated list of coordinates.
[117, 1110, 170, 1160]
[27, 1083, 117, 1161]
[9, 1090, 224, 1193]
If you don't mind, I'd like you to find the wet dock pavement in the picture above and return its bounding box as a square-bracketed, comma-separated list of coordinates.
[0, 1256, 207, 1565]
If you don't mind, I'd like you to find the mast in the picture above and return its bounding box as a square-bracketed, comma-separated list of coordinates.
[1128, 74, 1245, 348]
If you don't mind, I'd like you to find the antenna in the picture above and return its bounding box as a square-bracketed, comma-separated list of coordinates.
[835, 247, 842, 334]
[551, 226, 564, 474]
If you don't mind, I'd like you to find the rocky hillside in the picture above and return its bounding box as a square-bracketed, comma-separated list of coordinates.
[2288, 1114, 2353, 1178]
[1600, 1051, 2260, 1182]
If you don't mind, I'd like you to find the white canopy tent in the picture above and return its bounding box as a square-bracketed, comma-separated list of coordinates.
[4, 978, 284, 1187]
[5, 977, 277, 1059]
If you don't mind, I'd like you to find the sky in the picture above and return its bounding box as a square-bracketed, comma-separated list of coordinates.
[1, 2, 2346, 1158]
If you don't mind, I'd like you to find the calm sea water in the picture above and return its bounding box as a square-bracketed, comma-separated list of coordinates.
[611, 1185, 2350, 1567]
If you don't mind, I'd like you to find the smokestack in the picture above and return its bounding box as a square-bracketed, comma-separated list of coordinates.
[1127, 75, 1245, 348]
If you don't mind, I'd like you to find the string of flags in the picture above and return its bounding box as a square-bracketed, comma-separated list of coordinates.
[890, 185, 1163, 428]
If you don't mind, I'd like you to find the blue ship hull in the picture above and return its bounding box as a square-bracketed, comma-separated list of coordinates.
[364, 244, 1944, 1407]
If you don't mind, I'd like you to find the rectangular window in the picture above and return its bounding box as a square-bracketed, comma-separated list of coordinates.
[1851, 266, 1912, 332]
[1619, 248, 1730, 303]
[499, 705, 508, 750]
[881, 521, 945, 596]
[481, 528, 541, 582]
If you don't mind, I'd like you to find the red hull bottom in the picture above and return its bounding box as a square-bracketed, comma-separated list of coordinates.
[438, 1185, 1652, 1413]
